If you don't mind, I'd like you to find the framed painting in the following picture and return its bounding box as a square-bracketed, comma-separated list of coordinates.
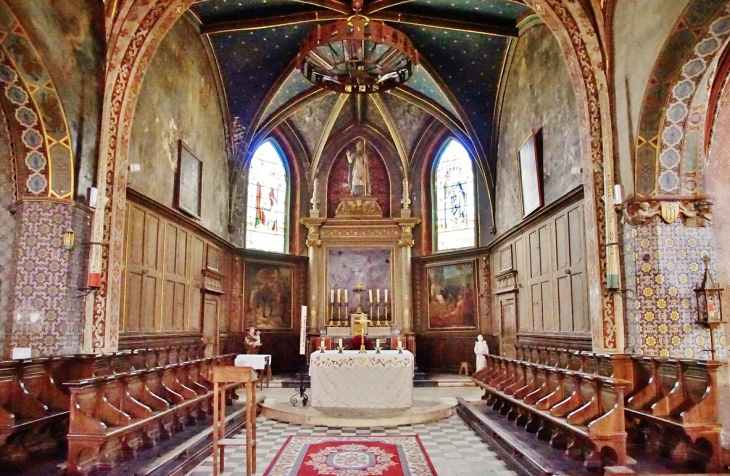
[175, 140, 202, 219]
[517, 131, 542, 217]
[243, 260, 294, 330]
[426, 260, 478, 330]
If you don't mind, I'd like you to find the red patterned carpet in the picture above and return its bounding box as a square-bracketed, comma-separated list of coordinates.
[263, 435, 438, 475]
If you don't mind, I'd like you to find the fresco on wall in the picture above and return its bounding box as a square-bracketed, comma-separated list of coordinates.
[327, 249, 392, 315]
[326, 140, 390, 217]
[427, 261, 477, 329]
[244, 261, 293, 329]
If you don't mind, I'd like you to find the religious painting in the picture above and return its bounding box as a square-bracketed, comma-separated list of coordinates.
[175, 140, 202, 219]
[243, 260, 293, 330]
[426, 260, 477, 330]
[517, 131, 542, 217]
[327, 249, 393, 315]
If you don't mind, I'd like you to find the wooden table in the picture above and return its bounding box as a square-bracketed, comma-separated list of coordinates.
[212, 366, 258, 476]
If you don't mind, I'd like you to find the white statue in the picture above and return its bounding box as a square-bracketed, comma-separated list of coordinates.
[310, 178, 319, 211]
[474, 335, 489, 372]
[346, 138, 371, 196]
[401, 178, 411, 209]
[245, 326, 262, 354]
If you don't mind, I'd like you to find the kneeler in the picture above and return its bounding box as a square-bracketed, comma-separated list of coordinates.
[212, 366, 258, 476]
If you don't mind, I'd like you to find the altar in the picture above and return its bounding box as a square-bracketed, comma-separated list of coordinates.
[309, 350, 414, 410]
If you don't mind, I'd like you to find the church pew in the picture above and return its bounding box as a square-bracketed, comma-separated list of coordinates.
[473, 353, 630, 470]
[65, 354, 237, 475]
[625, 356, 721, 472]
[0, 357, 73, 467]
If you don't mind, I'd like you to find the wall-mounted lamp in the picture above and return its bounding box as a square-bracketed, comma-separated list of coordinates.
[694, 255, 726, 360]
[63, 227, 75, 251]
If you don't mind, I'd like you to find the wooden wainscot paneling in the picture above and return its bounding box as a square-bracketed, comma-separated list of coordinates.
[488, 186, 590, 351]
[122, 189, 234, 353]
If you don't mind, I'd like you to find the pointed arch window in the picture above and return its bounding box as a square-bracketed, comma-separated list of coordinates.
[434, 139, 476, 251]
[246, 140, 289, 253]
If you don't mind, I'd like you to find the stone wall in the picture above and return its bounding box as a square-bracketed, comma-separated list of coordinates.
[494, 21, 582, 236]
[128, 16, 229, 239]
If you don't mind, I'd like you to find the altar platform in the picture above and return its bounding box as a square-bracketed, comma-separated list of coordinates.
[258, 386, 482, 428]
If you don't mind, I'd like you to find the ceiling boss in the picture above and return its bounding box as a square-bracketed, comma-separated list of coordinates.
[297, 0, 419, 94]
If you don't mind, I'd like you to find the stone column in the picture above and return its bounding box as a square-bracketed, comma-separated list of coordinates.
[300, 216, 325, 333]
[395, 217, 420, 334]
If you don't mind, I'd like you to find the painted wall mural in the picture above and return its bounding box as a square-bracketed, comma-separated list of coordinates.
[0, 0, 74, 199]
[244, 261, 293, 330]
[426, 261, 477, 330]
[494, 22, 581, 235]
[327, 249, 392, 315]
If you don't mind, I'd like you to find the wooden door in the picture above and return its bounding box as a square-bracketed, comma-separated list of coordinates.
[527, 223, 553, 332]
[203, 294, 219, 358]
[163, 223, 190, 331]
[190, 237, 205, 332]
[498, 295, 517, 358]
[123, 204, 164, 332]
[553, 203, 588, 333]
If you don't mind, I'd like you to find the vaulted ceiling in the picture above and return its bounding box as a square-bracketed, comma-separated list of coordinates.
[189, 0, 534, 184]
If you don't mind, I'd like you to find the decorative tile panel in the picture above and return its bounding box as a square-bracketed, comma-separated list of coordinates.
[624, 217, 726, 359]
[9, 200, 89, 357]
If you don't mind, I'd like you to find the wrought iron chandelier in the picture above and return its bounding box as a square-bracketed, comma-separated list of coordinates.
[297, 2, 419, 94]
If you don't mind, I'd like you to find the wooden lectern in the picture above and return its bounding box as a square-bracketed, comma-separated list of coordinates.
[212, 366, 258, 476]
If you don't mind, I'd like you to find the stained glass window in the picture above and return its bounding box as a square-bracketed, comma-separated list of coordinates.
[246, 141, 288, 253]
[434, 139, 476, 251]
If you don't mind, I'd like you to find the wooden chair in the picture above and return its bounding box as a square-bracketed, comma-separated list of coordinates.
[212, 366, 258, 476]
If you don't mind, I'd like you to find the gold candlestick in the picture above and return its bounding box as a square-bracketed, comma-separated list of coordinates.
[376, 303, 381, 327]
[359, 327, 366, 354]
[319, 340, 326, 353]
[329, 302, 334, 327]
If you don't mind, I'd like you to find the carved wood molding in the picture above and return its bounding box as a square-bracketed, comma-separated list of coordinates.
[620, 198, 712, 227]
[202, 269, 225, 294]
[495, 270, 518, 295]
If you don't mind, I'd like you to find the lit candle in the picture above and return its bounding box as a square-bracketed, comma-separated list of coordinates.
[339, 338, 343, 348]
[385, 289, 388, 303]
[331, 289, 334, 303]
[369, 289, 373, 302]
[345, 290, 348, 303]
[338, 288, 341, 303]
[398, 338, 402, 349]
[377, 289, 380, 303]
[376, 338, 380, 348]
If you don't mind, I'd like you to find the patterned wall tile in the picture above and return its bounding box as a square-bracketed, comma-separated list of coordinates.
[9, 200, 88, 357]
[0, 99, 16, 354]
[625, 217, 726, 360]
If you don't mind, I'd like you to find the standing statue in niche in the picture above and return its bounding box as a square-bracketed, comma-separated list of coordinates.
[474, 335, 489, 372]
[346, 138, 371, 196]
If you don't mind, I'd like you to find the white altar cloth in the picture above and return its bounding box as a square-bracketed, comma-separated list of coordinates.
[234, 354, 271, 370]
[309, 350, 413, 410]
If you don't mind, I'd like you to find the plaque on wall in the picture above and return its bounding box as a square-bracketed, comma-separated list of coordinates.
[175, 140, 203, 219]
[517, 130, 542, 217]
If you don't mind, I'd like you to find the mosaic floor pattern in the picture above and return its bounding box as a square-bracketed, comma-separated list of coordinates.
[187, 414, 517, 476]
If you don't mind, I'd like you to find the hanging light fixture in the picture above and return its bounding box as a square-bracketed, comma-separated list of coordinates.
[297, 2, 419, 94]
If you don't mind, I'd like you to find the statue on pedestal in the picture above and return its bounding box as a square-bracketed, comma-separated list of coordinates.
[474, 335, 489, 372]
[245, 327, 262, 354]
[346, 138, 371, 196]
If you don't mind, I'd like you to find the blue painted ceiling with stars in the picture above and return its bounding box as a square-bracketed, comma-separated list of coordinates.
[190, 0, 532, 172]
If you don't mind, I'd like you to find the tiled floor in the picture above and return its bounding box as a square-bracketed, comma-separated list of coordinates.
[188, 390, 517, 476]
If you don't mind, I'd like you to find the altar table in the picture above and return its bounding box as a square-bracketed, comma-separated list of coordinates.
[309, 350, 413, 410]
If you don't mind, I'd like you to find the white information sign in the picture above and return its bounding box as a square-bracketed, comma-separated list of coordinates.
[299, 305, 307, 355]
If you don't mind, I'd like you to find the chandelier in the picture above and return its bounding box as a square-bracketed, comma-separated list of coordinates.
[297, 12, 419, 94]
